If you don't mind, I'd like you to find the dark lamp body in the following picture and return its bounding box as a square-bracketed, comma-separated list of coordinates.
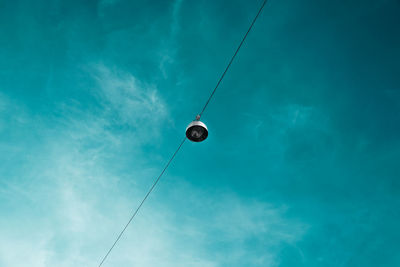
[186, 120, 208, 142]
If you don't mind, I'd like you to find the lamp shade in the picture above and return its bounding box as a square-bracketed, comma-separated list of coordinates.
[186, 120, 208, 142]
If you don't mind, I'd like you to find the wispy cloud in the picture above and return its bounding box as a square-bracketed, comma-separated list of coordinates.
[0, 149, 307, 266]
[0, 65, 306, 266]
[159, 0, 184, 78]
[91, 63, 168, 139]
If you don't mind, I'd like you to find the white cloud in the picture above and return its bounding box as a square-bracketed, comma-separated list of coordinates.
[0, 92, 29, 132]
[0, 233, 53, 267]
[91, 63, 169, 141]
[0, 68, 307, 267]
[0, 146, 306, 266]
[159, 0, 184, 78]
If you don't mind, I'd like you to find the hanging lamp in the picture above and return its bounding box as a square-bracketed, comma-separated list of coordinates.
[186, 115, 208, 142]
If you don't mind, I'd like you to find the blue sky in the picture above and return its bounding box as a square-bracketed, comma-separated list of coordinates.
[1, 0, 400, 266]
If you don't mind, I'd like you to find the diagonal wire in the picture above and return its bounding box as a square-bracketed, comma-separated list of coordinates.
[98, 137, 186, 267]
[98, 0, 268, 265]
[199, 0, 268, 117]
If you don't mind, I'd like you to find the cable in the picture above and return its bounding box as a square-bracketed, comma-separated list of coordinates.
[98, 137, 186, 267]
[97, 0, 268, 265]
[199, 0, 268, 117]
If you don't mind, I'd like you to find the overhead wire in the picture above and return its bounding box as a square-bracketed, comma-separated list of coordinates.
[98, 137, 186, 267]
[97, 0, 268, 266]
[199, 0, 268, 118]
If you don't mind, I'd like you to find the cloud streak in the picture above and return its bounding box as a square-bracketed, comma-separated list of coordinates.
[0, 66, 306, 266]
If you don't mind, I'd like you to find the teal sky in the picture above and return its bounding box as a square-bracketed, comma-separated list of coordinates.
[1, 0, 400, 266]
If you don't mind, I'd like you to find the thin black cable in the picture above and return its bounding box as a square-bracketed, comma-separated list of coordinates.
[98, 1, 268, 265]
[199, 0, 268, 117]
[98, 137, 187, 267]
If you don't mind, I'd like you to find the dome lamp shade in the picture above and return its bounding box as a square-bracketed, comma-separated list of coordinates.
[186, 120, 208, 142]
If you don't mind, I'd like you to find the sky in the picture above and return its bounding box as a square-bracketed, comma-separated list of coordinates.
[0, 0, 400, 266]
